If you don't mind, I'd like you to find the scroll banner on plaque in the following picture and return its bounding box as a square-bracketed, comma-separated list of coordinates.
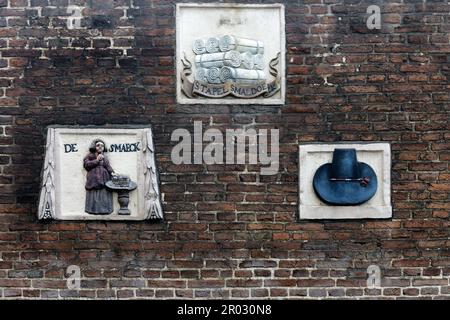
[181, 52, 281, 99]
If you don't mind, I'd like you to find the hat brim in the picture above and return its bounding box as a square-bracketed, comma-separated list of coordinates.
[313, 162, 378, 205]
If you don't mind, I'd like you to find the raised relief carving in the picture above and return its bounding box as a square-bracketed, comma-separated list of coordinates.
[177, 3, 285, 104]
[299, 143, 392, 220]
[312, 148, 378, 206]
[105, 175, 137, 215]
[38, 128, 56, 220]
[83, 139, 116, 215]
[38, 127, 163, 221]
[142, 128, 163, 220]
[180, 34, 281, 99]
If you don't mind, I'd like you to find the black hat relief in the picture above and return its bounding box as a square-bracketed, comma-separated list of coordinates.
[313, 148, 378, 206]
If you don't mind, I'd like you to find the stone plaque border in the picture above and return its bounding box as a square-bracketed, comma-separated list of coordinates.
[176, 3, 286, 105]
[299, 143, 392, 220]
[38, 125, 163, 221]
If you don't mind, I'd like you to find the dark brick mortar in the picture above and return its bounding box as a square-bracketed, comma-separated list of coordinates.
[0, 0, 449, 299]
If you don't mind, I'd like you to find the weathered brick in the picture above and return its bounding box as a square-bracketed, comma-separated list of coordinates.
[0, 0, 447, 300]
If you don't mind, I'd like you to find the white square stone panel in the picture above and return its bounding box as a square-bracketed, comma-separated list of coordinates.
[176, 3, 286, 105]
[38, 126, 163, 221]
[298, 143, 392, 220]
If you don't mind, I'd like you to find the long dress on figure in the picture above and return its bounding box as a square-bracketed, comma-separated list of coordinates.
[83, 153, 114, 214]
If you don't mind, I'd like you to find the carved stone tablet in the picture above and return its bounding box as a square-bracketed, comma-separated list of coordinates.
[176, 3, 286, 104]
[299, 143, 392, 220]
[38, 127, 163, 221]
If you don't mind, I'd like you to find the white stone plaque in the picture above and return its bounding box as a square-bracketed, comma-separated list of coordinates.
[299, 143, 392, 220]
[176, 3, 286, 104]
[38, 126, 163, 221]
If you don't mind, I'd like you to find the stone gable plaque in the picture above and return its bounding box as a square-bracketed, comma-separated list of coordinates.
[176, 3, 286, 104]
[299, 143, 392, 220]
[38, 126, 163, 221]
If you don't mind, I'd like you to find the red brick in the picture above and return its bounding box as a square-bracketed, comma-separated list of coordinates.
[0, 0, 447, 300]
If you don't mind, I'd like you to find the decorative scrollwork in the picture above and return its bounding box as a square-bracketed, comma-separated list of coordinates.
[142, 128, 163, 220]
[38, 128, 56, 220]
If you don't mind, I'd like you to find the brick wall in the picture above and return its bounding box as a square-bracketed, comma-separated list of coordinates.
[0, 0, 449, 299]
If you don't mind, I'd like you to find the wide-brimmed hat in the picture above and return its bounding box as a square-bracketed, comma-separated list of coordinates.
[313, 148, 377, 205]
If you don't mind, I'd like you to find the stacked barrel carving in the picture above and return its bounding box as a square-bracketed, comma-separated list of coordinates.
[193, 35, 266, 84]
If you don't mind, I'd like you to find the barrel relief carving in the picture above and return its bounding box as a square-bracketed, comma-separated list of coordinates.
[181, 34, 280, 99]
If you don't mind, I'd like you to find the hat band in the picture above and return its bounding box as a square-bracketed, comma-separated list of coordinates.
[330, 177, 370, 187]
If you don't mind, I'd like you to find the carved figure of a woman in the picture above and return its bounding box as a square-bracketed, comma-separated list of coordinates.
[83, 139, 116, 214]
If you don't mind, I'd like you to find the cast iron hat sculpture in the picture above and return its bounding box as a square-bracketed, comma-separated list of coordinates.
[313, 148, 378, 205]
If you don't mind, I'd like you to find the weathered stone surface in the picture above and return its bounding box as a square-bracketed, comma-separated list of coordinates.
[176, 3, 286, 105]
[299, 143, 392, 219]
[38, 127, 163, 221]
[0, 0, 448, 300]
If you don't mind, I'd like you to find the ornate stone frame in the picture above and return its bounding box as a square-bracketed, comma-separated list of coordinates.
[176, 3, 286, 105]
[38, 126, 163, 221]
[298, 143, 392, 220]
